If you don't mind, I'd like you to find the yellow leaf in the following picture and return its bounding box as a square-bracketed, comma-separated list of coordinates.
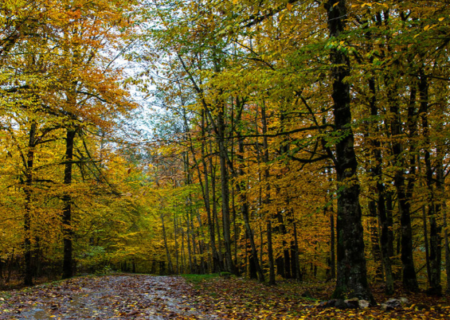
[424, 25, 430, 31]
[287, 3, 292, 10]
[439, 17, 444, 21]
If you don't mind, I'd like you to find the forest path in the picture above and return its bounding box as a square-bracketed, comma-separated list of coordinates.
[0, 274, 215, 319]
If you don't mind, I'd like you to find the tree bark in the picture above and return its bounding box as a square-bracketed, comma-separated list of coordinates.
[24, 121, 37, 285]
[62, 128, 76, 279]
[366, 65, 394, 294]
[161, 212, 174, 274]
[419, 72, 442, 295]
[237, 137, 265, 282]
[325, 0, 373, 301]
[216, 106, 236, 274]
[386, 73, 419, 292]
[260, 103, 276, 285]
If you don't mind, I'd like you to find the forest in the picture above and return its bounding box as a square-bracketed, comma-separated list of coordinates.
[1, 0, 450, 312]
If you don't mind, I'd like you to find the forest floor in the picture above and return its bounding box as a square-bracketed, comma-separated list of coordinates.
[0, 274, 449, 319]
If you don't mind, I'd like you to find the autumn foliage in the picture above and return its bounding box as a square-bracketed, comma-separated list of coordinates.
[1, 0, 450, 307]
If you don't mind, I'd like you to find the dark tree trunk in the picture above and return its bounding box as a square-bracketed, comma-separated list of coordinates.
[209, 140, 224, 270]
[275, 209, 291, 279]
[276, 257, 284, 277]
[366, 67, 394, 294]
[187, 109, 220, 273]
[62, 128, 76, 279]
[261, 103, 276, 285]
[385, 192, 395, 262]
[393, 123, 418, 292]
[329, 210, 336, 280]
[161, 213, 174, 274]
[325, 0, 373, 301]
[326, 168, 336, 280]
[247, 229, 257, 279]
[419, 72, 442, 295]
[292, 220, 302, 281]
[368, 201, 383, 281]
[216, 106, 236, 274]
[24, 122, 37, 286]
[387, 74, 419, 292]
[377, 187, 394, 294]
[267, 219, 276, 285]
[237, 137, 265, 282]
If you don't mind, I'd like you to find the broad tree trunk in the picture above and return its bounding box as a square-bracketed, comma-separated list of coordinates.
[325, 0, 373, 301]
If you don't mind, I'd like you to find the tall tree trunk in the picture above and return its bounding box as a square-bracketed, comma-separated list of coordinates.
[419, 157, 431, 285]
[261, 103, 276, 285]
[293, 220, 302, 281]
[62, 128, 76, 279]
[187, 109, 220, 273]
[368, 201, 383, 281]
[325, 0, 373, 301]
[366, 67, 394, 294]
[181, 225, 186, 273]
[419, 72, 442, 295]
[161, 213, 174, 274]
[437, 102, 450, 294]
[385, 191, 395, 264]
[210, 101, 235, 274]
[208, 140, 224, 270]
[174, 214, 179, 274]
[237, 137, 265, 282]
[387, 76, 419, 292]
[326, 167, 336, 280]
[443, 184, 450, 294]
[329, 208, 336, 280]
[186, 210, 193, 273]
[217, 122, 236, 274]
[24, 121, 37, 285]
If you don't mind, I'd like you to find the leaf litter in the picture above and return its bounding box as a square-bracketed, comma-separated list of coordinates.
[0, 275, 450, 319]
